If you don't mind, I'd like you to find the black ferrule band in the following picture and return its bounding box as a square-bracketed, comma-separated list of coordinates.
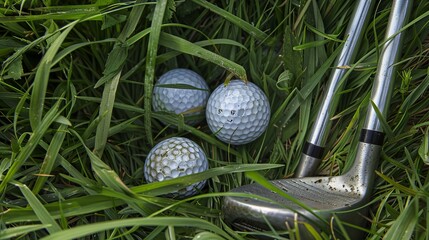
[302, 141, 325, 159]
[359, 129, 385, 145]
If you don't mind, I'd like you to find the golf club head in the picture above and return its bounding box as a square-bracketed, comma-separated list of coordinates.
[223, 141, 381, 239]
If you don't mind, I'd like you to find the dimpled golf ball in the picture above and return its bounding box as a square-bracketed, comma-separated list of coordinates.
[152, 68, 210, 125]
[144, 137, 209, 198]
[206, 80, 270, 145]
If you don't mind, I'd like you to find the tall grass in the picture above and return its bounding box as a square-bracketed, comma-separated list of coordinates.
[1, 0, 429, 239]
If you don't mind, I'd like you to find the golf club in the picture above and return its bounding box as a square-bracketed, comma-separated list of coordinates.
[223, 0, 412, 238]
[295, 0, 374, 177]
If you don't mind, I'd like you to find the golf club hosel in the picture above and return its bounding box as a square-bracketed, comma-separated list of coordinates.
[363, 0, 412, 132]
[346, 129, 383, 185]
[345, 140, 382, 193]
[308, 0, 374, 147]
[294, 153, 322, 177]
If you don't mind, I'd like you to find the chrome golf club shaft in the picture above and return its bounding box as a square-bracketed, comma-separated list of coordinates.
[295, 0, 374, 177]
[348, 0, 412, 187]
[223, 0, 412, 238]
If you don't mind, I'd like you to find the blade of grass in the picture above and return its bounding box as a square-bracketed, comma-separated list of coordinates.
[133, 164, 283, 195]
[2, 188, 293, 226]
[191, 0, 273, 45]
[13, 181, 62, 234]
[0, 10, 102, 22]
[72, 129, 156, 215]
[332, 214, 351, 240]
[193, 231, 226, 240]
[0, 12, 27, 36]
[94, 0, 146, 156]
[293, 0, 312, 32]
[32, 123, 69, 194]
[93, 71, 122, 157]
[293, 39, 330, 50]
[3, 185, 220, 224]
[159, 32, 247, 81]
[300, 222, 323, 240]
[126, 22, 246, 49]
[2, 195, 124, 224]
[143, 0, 169, 146]
[40, 217, 233, 240]
[51, 38, 117, 67]
[418, 128, 429, 164]
[383, 199, 419, 240]
[283, 27, 303, 81]
[376, 171, 418, 196]
[29, 20, 77, 130]
[13, 89, 30, 139]
[1, 34, 51, 76]
[0, 224, 49, 240]
[0, 98, 63, 193]
[370, 100, 394, 140]
[394, 70, 429, 132]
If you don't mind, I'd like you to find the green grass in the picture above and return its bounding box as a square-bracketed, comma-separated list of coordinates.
[1, 0, 429, 239]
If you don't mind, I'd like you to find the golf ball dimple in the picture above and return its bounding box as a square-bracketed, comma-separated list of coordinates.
[144, 137, 209, 198]
[206, 80, 270, 145]
[152, 68, 210, 125]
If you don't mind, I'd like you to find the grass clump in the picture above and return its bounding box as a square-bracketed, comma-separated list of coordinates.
[1, 0, 429, 239]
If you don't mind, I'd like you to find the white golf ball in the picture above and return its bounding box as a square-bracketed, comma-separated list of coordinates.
[152, 68, 210, 125]
[206, 80, 270, 145]
[144, 137, 209, 198]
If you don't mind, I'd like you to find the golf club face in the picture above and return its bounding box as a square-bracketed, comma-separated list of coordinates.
[223, 185, 369, 239]
[223, 141, 381, 239]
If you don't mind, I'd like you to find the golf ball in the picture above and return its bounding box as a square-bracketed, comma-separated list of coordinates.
[144, 137, 209, 198]
[206, 80, 270, 145]
[152, 68, 210, 125]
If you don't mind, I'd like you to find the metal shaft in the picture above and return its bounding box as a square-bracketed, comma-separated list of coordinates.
[363, 2, 410, 132]
[347, 0, 412, 182]
[295, 0, 374, 177]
